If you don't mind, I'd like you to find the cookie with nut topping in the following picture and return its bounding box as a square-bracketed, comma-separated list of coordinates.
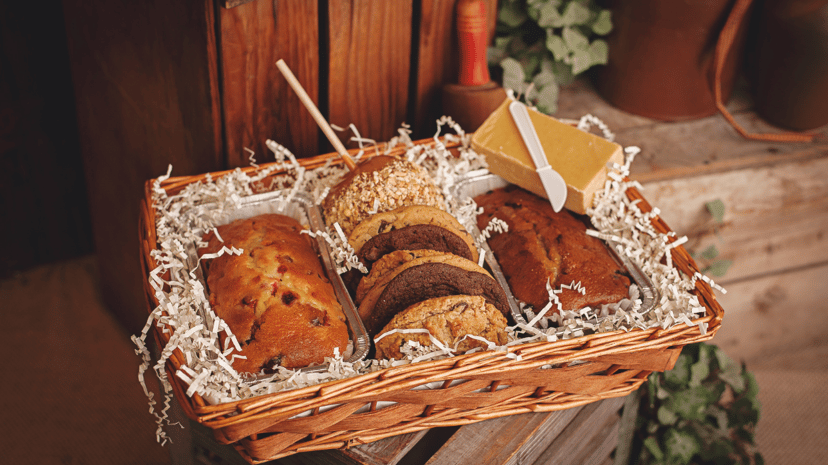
[321, 155, 445, 237]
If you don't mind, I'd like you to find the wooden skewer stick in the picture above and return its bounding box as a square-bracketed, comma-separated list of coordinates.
[276, 59, 356, 171]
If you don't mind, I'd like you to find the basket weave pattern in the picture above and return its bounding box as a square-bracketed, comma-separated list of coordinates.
[138, 141, 724, 463]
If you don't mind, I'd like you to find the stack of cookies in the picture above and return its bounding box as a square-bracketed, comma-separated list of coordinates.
[321, 156, 510, 360]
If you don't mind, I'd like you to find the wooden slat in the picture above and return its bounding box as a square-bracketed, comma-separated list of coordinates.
[425, 406, 586, 464]
[412, 0, 499, 139]
[331, 430, 430, 465]
[327, 0, 413, 150]
[714, 262, 828, 367]
[533, 396, 625, 465]
[0, 1, 93, 274]
[639, 154, 828, 283]
[61, 0, 223, 334]
[219, 0, 320, 165]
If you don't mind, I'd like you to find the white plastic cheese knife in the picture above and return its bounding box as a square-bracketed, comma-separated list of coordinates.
[508, 100, 568, 212]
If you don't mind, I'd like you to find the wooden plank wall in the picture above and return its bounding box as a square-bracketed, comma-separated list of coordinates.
[0, 1, 93, 276]
[55, 0, 498, 333]
[219, 0, 498, 167]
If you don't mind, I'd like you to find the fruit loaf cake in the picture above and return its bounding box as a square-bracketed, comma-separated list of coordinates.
[200, 213, 350, 373]
[474, 185, 631, 312]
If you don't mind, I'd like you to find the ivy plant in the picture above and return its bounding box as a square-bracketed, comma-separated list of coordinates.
[488, 0, 612, 115]
[617, 343, 764, 465]
[691, 199, 733, 278]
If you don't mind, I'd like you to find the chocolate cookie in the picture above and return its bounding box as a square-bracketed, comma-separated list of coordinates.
[358, 223, 475, 266]
[348, 205, 478, 264]
[356, 250, 476, 307]
[374, 295, 508, 360]
[359, 259, 511, 336]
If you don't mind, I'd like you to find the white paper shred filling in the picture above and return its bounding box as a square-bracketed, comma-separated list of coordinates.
[133, 117, 723, 443]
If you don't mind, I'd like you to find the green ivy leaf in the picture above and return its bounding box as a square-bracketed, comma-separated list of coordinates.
[706, 199, 726, 223]
[664, 428, 701, 464]
[535, 82, 559, 115]
[705, 404, 730, 435]
[550, 59, 575, 84]
[704, 259, 732, 277]
[714, 347, 746, 392]
[664, 353, 691, 389]
[743, 370, 760, 399]
[536, 2, 564, 28]
[561, 0, 591, 26]
[699, 438, 736, 463]
[591, 9, 612, 35]
[689, 358, 710, 387]
[533, 58, 557, 87]
[570, 49, 592, 75]
[500, 57, 526, 93]
[587, 38, 609, 66]
[643, 436, 665, 462]
[729, 396, 761, 428]
[657, 405, 678, 425]
[698, 244, 720, 260]
[546, 32, 569, 61]
[488, 46, 507, 67]
[499, 1, 529, 28]
[562, 26, 589, 52]
[664, 385, 719, 421]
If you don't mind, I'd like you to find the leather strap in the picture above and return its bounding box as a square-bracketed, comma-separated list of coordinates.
[714, 0, 823, 142]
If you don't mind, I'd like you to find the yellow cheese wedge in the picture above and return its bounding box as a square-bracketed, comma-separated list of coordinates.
[471, 98, 623, 214]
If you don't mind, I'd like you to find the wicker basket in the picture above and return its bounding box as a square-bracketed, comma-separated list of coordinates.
[138, 139, 724, 464]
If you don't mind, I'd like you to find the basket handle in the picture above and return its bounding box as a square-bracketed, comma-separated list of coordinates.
[714, 0, 823, 143]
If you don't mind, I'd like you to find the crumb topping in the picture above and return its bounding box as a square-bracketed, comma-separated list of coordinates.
[323, 158, 446, 236]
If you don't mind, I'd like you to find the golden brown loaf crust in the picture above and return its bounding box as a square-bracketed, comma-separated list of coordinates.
[474, 185, 631, 311]
[374, 295, 508, 360]
[200, 214, 349, 373]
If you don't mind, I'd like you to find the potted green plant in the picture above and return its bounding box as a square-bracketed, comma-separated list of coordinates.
[615, 342, 764, 465]
[488, 0, 613, 115]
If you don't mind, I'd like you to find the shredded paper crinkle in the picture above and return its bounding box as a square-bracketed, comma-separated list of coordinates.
[133, 118, 723, 443]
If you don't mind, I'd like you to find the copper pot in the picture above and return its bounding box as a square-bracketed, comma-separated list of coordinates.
[593, 0, 748, 121]
[748, 0, 828, 131]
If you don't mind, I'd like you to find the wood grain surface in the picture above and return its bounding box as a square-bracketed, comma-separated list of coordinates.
[413, 0, 498, 138]
[61, 0, 223, 333]
[0, 0, 93, 276]
[327, 0, 413, 150]
[219, 0, 320, 165]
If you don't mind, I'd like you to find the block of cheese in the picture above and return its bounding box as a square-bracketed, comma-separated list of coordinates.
[470, 98, 623, 214]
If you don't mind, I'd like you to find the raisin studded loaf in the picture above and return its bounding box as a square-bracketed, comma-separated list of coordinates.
[200, 213, 349, 373]
[474, 185, 631, 312]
